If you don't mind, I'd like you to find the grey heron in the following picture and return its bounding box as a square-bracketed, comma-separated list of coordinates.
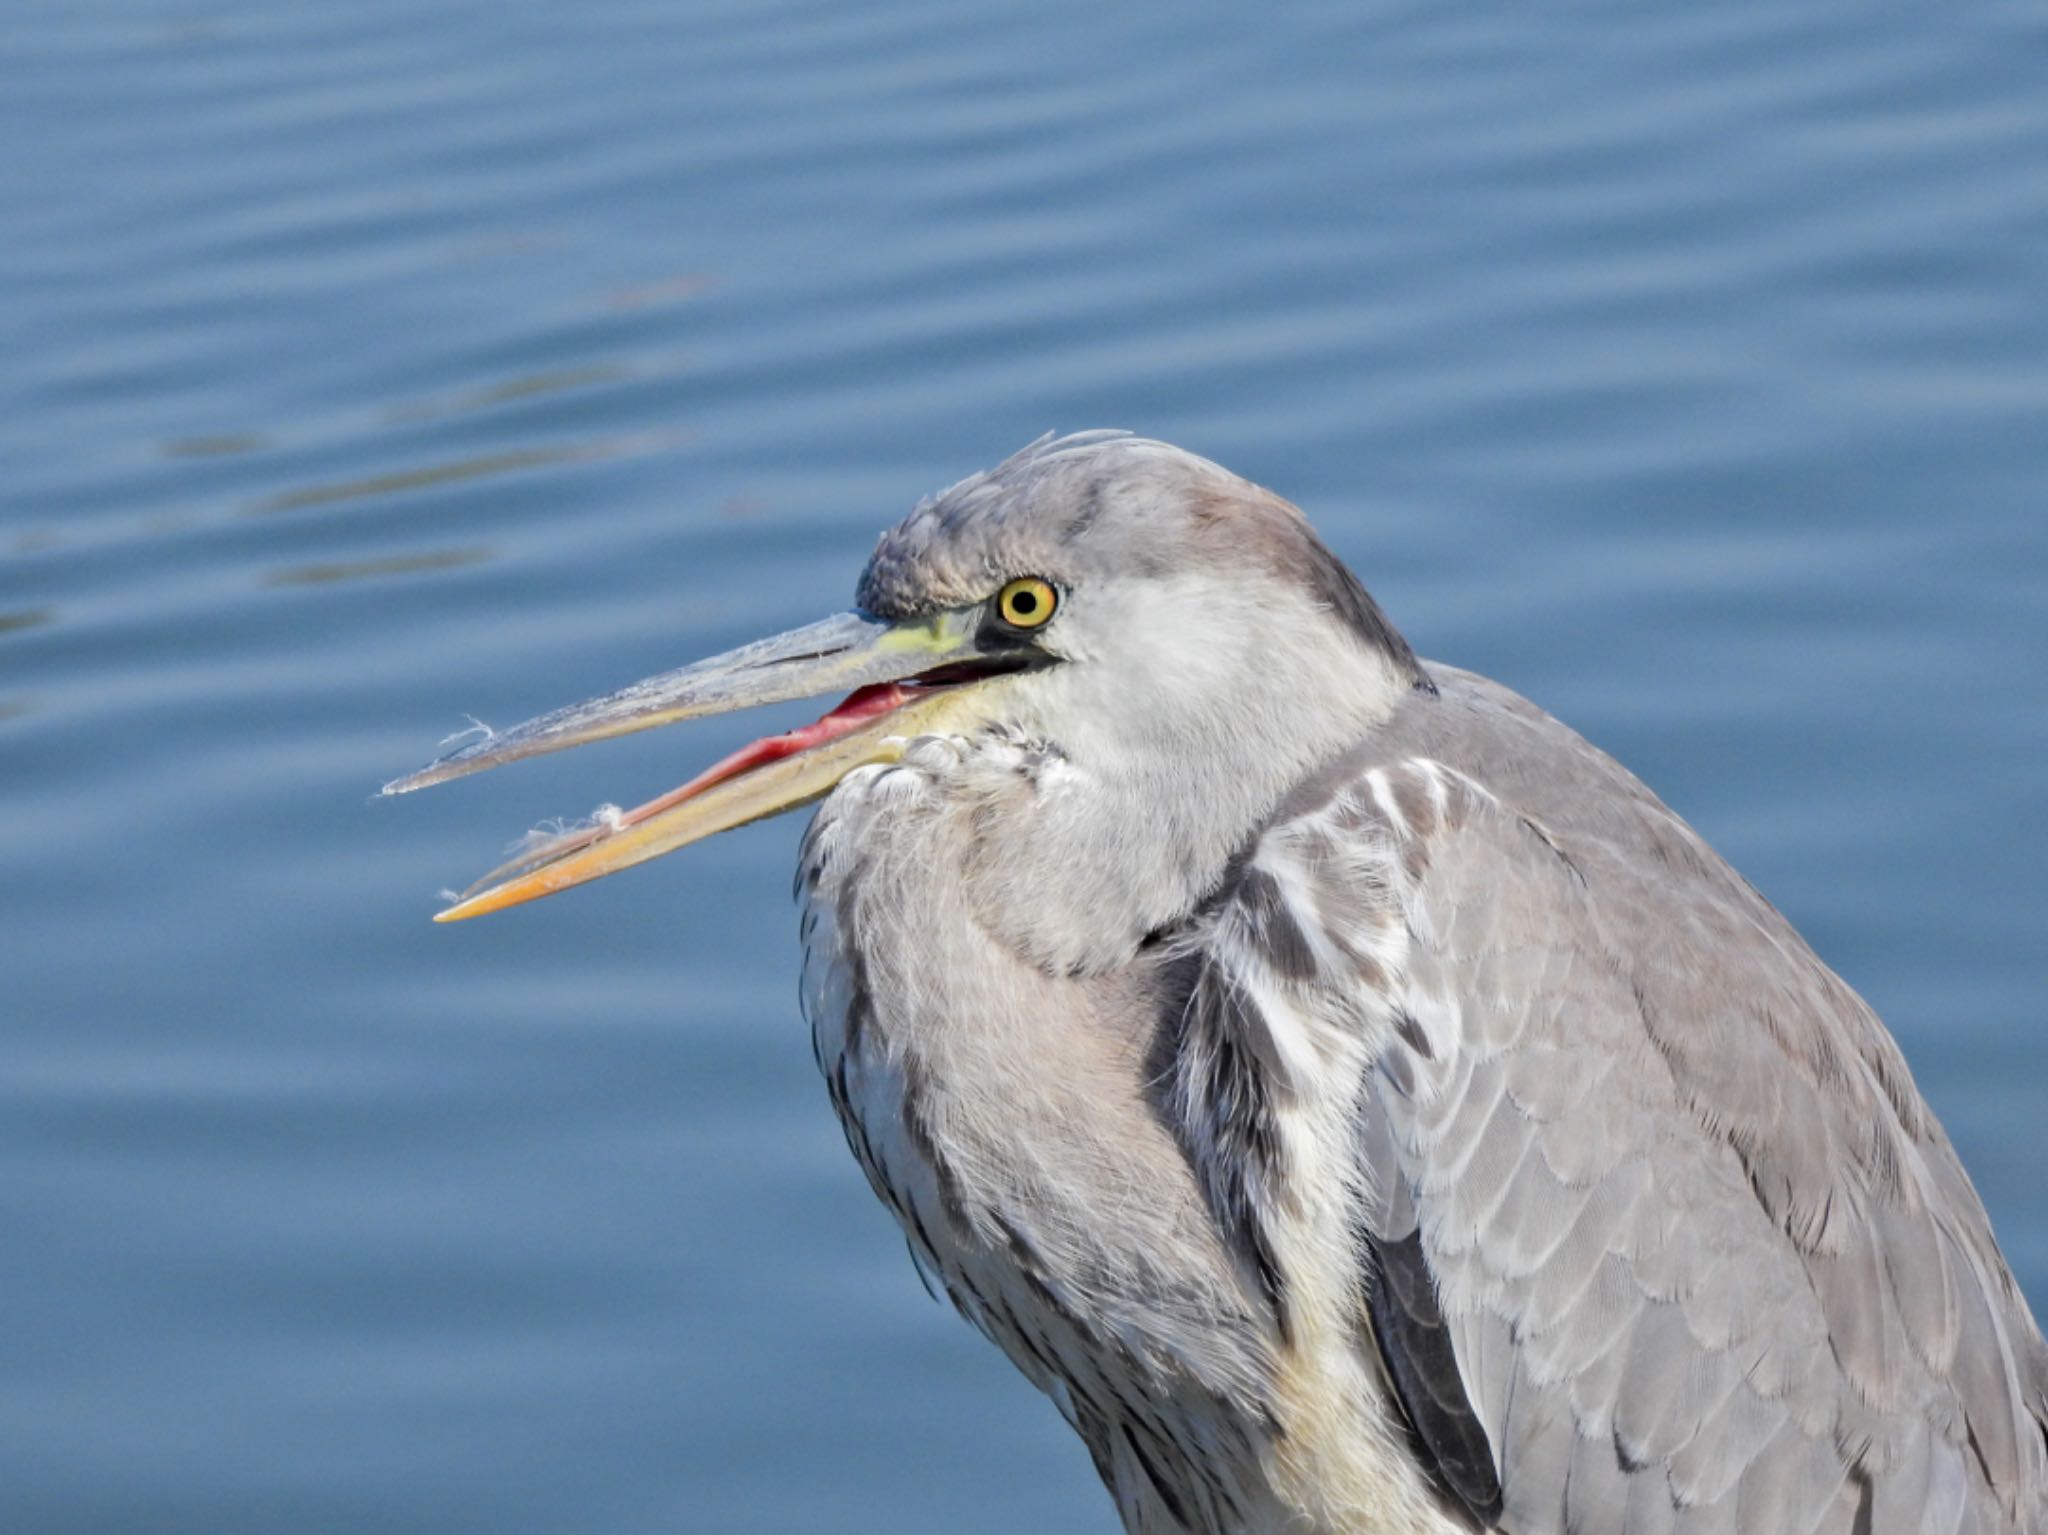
[385, 432, 2047, 1535]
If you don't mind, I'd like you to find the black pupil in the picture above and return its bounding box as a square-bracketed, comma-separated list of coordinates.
[1010, 589, 1038, 616]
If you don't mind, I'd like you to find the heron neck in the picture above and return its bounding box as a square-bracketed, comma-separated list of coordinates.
[952, 660, 1412, 976]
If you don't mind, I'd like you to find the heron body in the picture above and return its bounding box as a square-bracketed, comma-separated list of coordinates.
[393, 433, 2048, 1534]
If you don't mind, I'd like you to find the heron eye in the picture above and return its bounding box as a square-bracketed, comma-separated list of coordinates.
[996, 577, 1057, 629]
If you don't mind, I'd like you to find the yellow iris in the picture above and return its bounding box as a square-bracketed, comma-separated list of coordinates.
[996, 577, 1057, 629]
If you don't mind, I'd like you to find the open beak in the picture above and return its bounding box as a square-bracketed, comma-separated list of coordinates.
[382, 608, 1028, 921]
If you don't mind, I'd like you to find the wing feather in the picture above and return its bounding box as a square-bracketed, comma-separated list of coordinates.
[1226, 667, 2047, 1534]
[1370, 1228, 1506, 1523]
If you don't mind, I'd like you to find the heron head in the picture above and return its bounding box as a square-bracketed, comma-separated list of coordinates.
[387, 432, 1424, 923]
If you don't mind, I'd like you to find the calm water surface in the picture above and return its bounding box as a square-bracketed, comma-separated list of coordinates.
[4, 2, 2047, 1530]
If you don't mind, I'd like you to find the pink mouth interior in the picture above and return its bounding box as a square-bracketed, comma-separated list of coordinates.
[458, 683, 924, 901]
[612, 681, 916, 830]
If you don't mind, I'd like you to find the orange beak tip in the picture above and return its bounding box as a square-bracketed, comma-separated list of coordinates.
[431, 882, 534, 923]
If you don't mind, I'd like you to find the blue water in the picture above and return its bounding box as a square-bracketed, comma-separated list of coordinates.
[5, 2, 2046, 1529]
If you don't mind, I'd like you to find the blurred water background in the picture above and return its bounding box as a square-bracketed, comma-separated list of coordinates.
[3, 2, 2046, 1530]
